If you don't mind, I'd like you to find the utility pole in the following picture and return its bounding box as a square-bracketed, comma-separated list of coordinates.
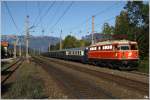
[42, 29, 44, 53]
[25, 15, 30, 60]
[19, 40, 21, 57]
[91, 16, 95, 45]
[49, 42, 51, 52]
[13, 36, 17, 58]
[34, 48, 35, 55]
[60, 29, 62, 50]
[39, 48, 41, 55]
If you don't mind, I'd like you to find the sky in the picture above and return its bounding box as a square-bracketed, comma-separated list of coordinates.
[1, 1, 127, 39]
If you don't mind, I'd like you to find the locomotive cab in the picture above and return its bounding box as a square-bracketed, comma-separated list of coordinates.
[116, 43, 139, 60]
[115, 43, 139, 70]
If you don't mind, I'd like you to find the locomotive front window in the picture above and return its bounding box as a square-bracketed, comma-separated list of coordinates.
[119, 45, 129, 50]
[131, 44, 138, 50]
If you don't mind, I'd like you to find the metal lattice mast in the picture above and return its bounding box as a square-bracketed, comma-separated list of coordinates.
[49, 42, 51, 52]
[26, 15, 30, 59]
[13, 36, 17, 58]
[60, 29, 62, 50]
[92, 16, 95, 45]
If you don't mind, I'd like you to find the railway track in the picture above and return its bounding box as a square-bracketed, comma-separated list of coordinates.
[1, 57, 24, 85]
[32, 56, 117, 99]
[39, 56, 149, 95]
[129, 71, 149, 76]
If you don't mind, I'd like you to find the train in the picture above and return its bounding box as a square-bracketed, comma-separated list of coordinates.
[1, 41, 14, 59]
[42, 40, 139, 70]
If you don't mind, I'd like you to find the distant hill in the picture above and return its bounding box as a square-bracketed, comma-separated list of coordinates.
[81, 33, 128, 42]
[1, 35, 60, 52]
[81, 33, 112, 42]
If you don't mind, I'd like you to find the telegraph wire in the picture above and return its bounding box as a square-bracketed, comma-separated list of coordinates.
[38, 1, 44, 36]
[45, 1, 64, 34]
[33, 1, 56, 28]
[93, 2, 119, 17]
[48, 1, 74, 32]
[78, 16, 116, 35]
[4, 1, 20, 33]
[32, 1, 42, 27]
[68, 2, 119, 32]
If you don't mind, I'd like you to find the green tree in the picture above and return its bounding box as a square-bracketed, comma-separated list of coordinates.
[124, 1, 149, 58]
[114, 11, 133, 39]
[63, 35, 78, 49]
[124, 1, 148, 27]
[102, 23, 114, 34]
[78, 40, 91, 47]
[48, 35, 91, 50]
[115, 11, 130, 34]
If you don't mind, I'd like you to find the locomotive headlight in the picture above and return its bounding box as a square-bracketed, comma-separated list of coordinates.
[128, 52, 132, 57]
[115, 53, 118, 57]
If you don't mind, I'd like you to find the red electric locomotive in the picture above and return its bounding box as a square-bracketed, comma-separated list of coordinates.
[88, 40, 139, 69]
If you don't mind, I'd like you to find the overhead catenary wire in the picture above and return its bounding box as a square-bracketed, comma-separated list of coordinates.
[33, 1, 56, 28]
[37, 1, 44, 36]
[77, 16, 116, 34]
[4, 1, 20, 33]
[4, 1, 23, 57]
[88, 16, 116, 31]
[45, 1, 64, 34]
[68, 2, 120, 32]
[48, 1, 74, 32]
[32, 1, 43, 27]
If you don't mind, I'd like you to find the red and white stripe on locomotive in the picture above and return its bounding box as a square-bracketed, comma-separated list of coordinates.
[88, 40, 139, 69]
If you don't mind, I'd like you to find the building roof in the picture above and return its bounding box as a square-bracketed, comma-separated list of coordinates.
[1, 41, 9, 47]
[91, 40, 137, 46]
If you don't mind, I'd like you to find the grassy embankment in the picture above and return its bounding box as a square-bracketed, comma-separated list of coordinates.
[1, 59, 17, 70]
[2, 61, 46, 99]
[137, 57, 149, 73]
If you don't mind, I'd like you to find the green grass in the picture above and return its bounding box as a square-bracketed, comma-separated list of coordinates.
[1, 59, 18, 71]
[138, 57, 149, 73]
[2, 61, 46, 99]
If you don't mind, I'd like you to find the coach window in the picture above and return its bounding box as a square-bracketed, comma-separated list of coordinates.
[106, 46, 108, 49]
[92, 47, 94, 50]
[90, 47, 92, 51]
[106, 46, 109, 50]
[102, 46, 105, 50]
[110, 45, 112, 49]
[104, 46, 106, 50]
[79, 51, 81, 55]
[98, 46, 101, 50]
[94, 47, 97, 50]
